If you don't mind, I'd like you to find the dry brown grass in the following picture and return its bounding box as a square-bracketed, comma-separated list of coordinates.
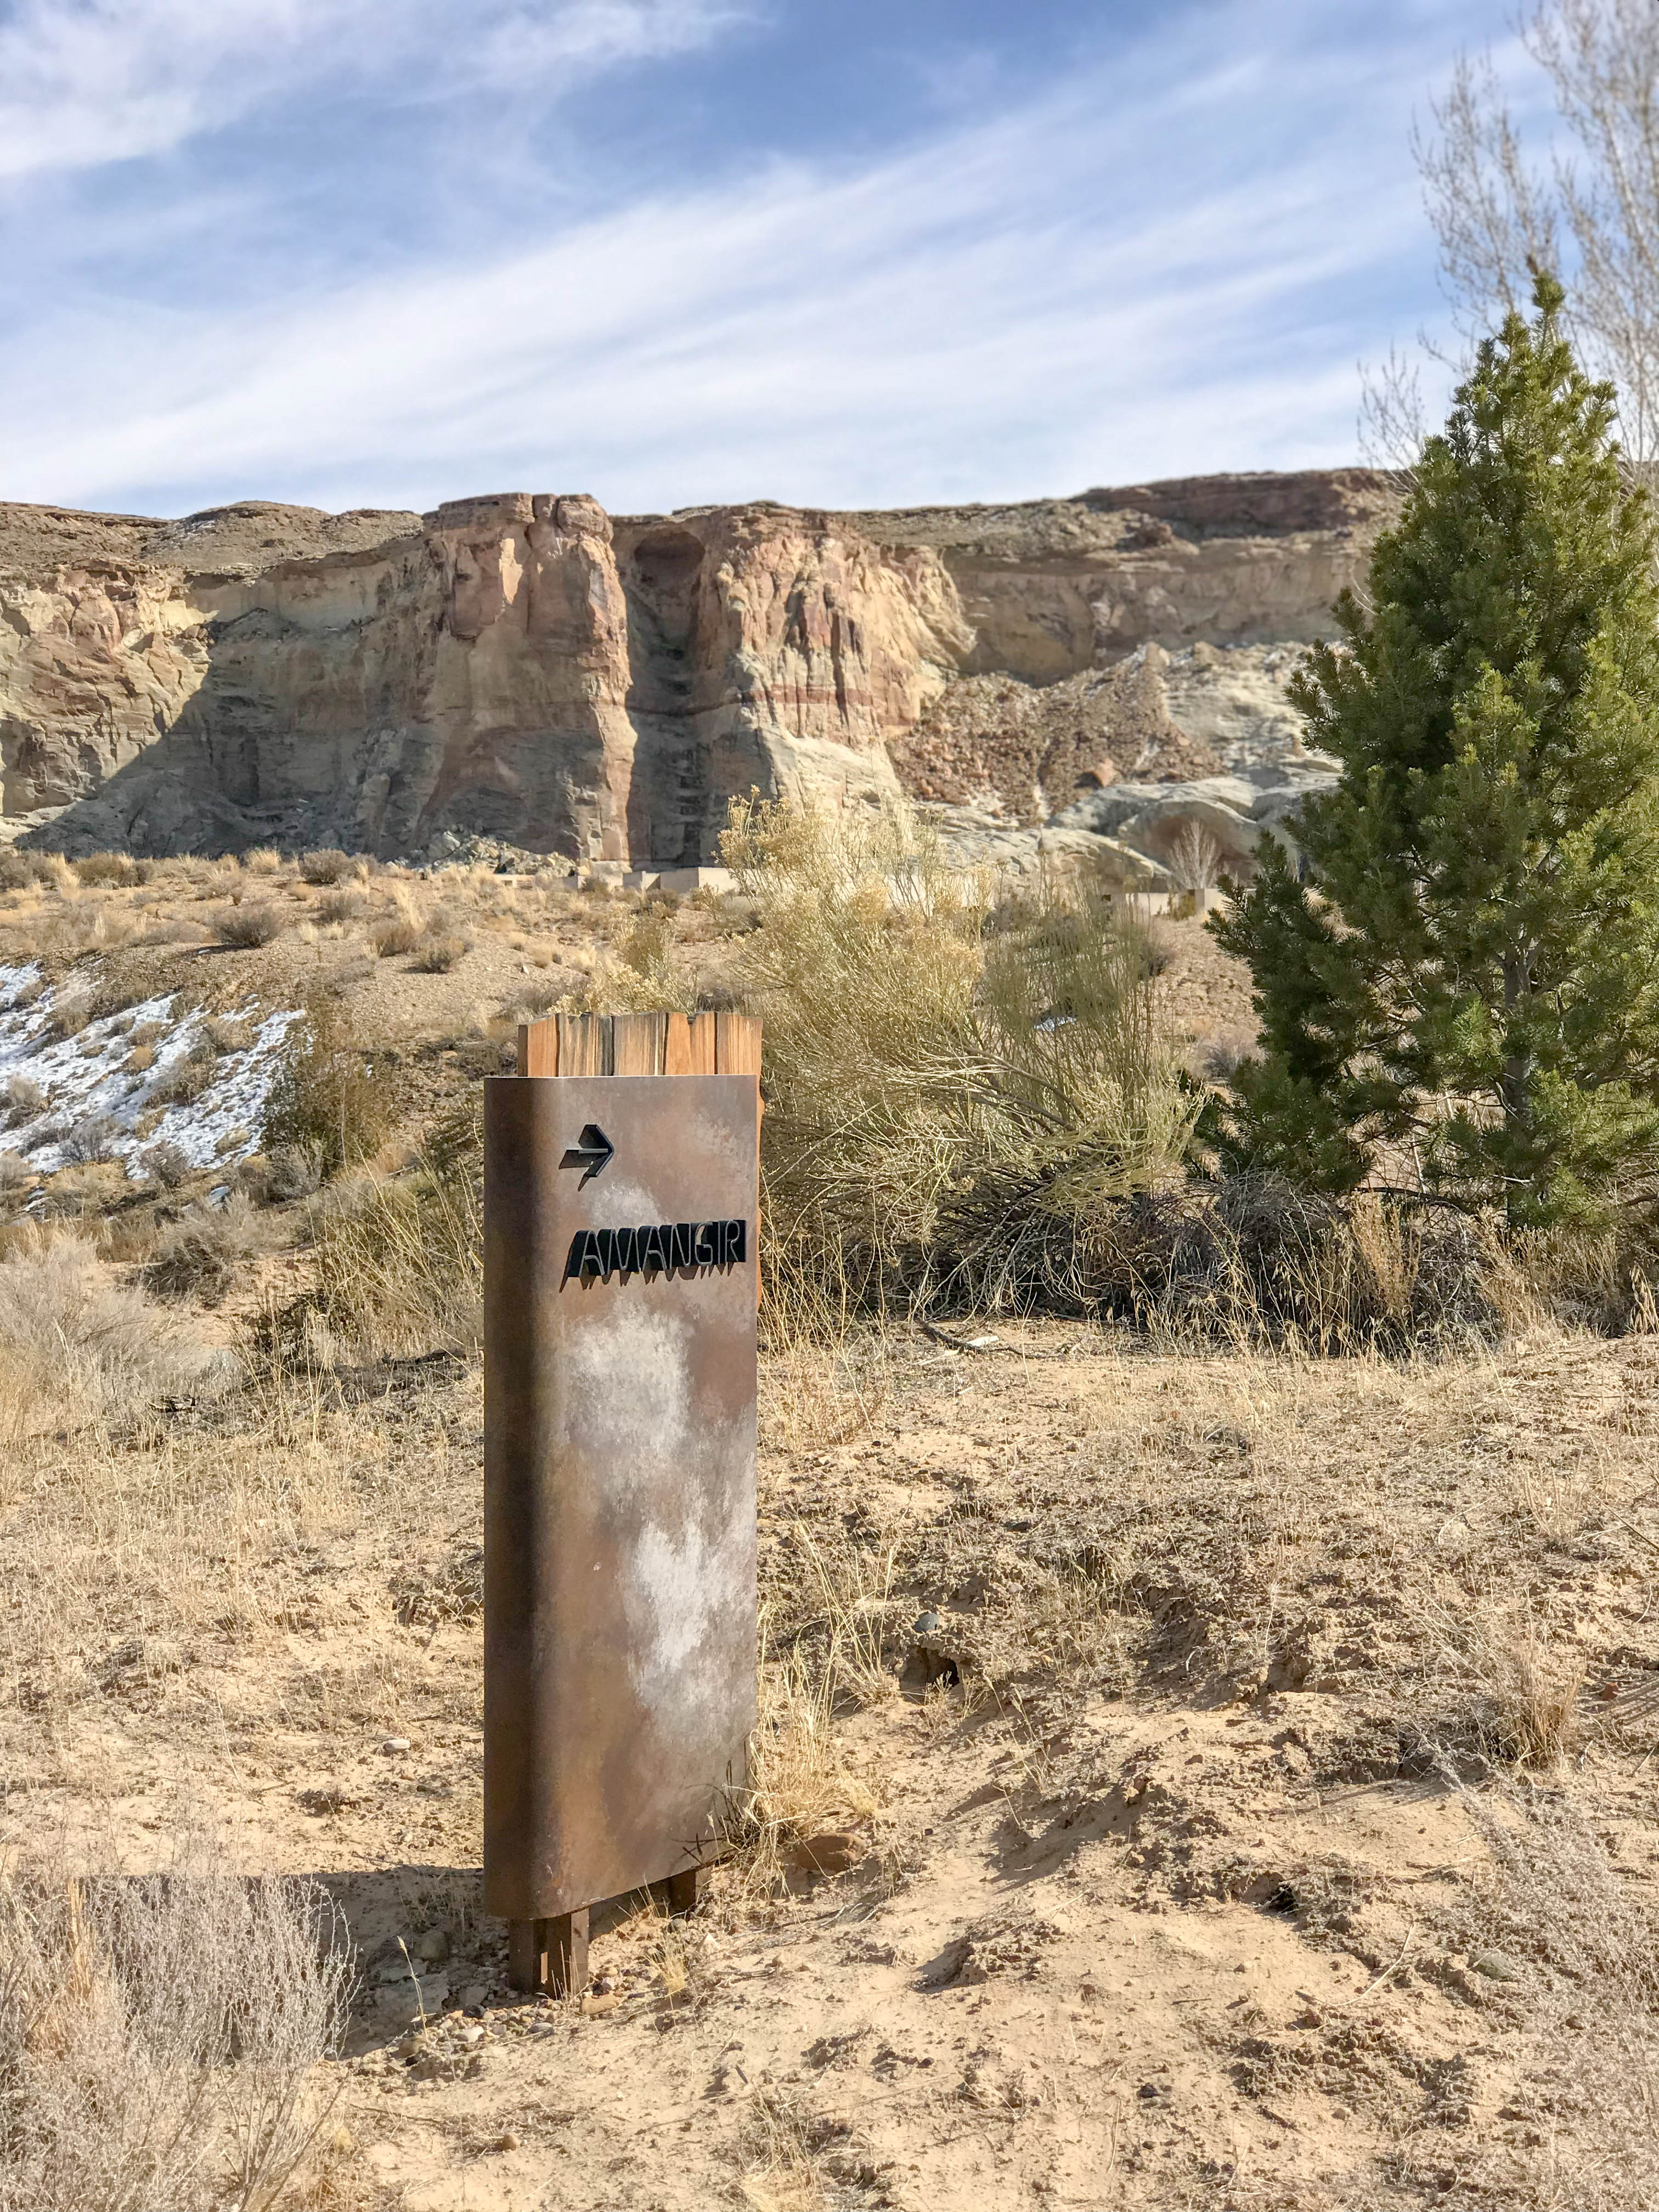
[1413, 1788, 1659, 2210]
[308, 1110, 481, 1357]
[724, 798, 1196, 1316]
[1, 1239, 1658, 2205]
[0, 1233, 234, 1443]
[721, 1623, 883, 1905]
[738, 2084, 827, 2212]
[297, 851, 352, 888]
[408, 930, 469, 973]
[260, 998, 387, 1176]
[371, 918, 419, 959]
[759, 1246, 895, 1449]
[0, 1364, 383, 1738]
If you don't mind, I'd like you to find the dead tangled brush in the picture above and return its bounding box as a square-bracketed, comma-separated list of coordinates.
[0, 1834, 353, 2211]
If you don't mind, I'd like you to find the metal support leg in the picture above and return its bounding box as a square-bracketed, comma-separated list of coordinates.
[658, 1865, 708, 1916]
[506, 1908, 590, 1996]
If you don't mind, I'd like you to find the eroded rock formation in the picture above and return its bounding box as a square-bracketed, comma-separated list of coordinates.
[0, 472, 1392, 866]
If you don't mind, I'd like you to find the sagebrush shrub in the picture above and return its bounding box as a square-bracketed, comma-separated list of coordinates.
[215, 904, 284, 950]
[0, 1841, 353, 2211]
[298, 848, 352, 885]
[261, 1000, 386, 1177]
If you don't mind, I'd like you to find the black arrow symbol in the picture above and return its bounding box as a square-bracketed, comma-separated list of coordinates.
[561, 1122, 614, 1184]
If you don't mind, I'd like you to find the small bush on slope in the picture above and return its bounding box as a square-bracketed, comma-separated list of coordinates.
[214, 904, 285, 950]
[261, 997, 387, 1177]
[309, 1107, 482, 1358]
[145, 1192, 268, 1303]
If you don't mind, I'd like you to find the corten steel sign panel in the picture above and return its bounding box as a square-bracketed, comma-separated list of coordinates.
[483, 1072, 758, 1923]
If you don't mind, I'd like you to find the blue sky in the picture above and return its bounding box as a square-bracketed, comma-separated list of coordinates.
[0, 0, 1523, 517]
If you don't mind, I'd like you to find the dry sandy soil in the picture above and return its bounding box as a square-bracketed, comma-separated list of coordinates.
[2, 860, 1656, 2210]
[7, 1324, 1659, 2210]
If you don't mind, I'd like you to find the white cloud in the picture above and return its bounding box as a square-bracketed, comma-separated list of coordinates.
[0, 0, 1515, 510]
[0, 0, 738, 178]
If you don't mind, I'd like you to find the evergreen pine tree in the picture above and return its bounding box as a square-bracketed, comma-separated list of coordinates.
[1214, 275, 1659, 1226]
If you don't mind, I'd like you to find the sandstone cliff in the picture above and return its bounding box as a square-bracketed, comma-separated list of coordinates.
[0, 472, 1392, 867]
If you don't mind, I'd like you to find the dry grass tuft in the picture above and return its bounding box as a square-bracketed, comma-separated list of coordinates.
[261, 1000, 386, 1178]
[0, 1234, 234, 1442]
[721, 1633, 881, 1902]
[149, 1035, 218, 1108]
[308, 1109, 481, 1357]
[738, 2085, 826, 2212]
[723, 797, 1195, 1317]
[409, 932, 469, 973]
[1409, 1601, 1590, 1772]
[71, 852, 142, 888]
[1480, 1621, 1589, 1769]
[760, 1245, 894, 1448]
[789, 1522, 899, 1707]
[372, 919, 419, 960]
[298, 850, 352, 887]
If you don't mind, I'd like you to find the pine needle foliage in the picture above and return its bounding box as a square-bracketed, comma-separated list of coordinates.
[1215, 274, 1659, 1227]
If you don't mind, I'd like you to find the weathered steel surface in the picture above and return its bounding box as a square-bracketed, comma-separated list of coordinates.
[483, 1072, 759, 1922]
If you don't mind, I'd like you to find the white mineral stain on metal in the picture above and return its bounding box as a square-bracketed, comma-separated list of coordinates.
[562, 1300, 751, 1742]
[575, 1171, 658, 1227]
[684, 1097, 755, 1178]
[563, 1304, 695, 1486]
[624, 1513, 751, 1741]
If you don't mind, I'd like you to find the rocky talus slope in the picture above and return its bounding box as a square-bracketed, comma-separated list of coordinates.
[0, 471, 1392, 871]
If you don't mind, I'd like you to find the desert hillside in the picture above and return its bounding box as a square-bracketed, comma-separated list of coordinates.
[0, 844, 1655, 2209]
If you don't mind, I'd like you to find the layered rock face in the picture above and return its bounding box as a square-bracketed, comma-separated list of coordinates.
[0, 471, 1390, 865]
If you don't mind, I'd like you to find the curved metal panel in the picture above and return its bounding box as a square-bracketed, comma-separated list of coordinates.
[483, 1072, 758, 1920]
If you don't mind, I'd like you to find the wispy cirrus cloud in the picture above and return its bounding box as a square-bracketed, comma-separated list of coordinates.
[0, 0, 741, 178]
[0, 0, 1519, 514]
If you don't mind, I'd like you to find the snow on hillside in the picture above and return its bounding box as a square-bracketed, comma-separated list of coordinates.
[0, 964, 301, 1180]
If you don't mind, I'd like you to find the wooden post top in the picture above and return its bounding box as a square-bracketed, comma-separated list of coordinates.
[516, 1009, 760, 1079]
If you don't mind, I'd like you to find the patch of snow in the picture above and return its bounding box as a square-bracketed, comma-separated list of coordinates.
[0, 963, 302, 1180]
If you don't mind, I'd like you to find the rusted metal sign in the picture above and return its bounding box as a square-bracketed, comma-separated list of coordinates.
[482, 1057, 758, 1985]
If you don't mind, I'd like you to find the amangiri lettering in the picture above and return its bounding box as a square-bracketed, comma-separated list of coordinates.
[562, 1217, 748, 1285]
